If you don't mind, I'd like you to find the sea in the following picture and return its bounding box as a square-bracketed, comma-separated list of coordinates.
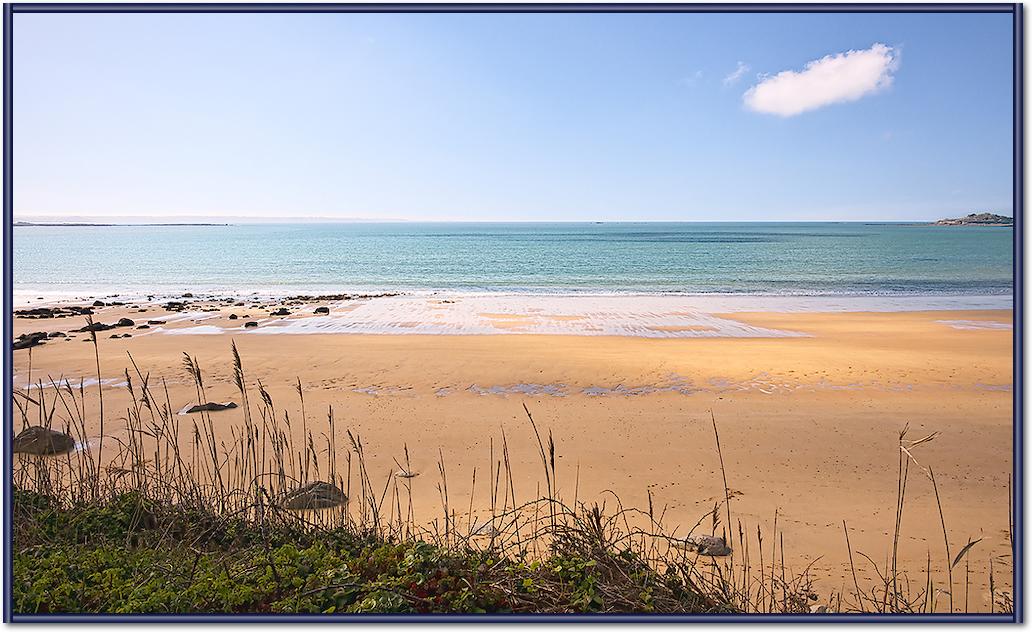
[12, 222, 1015, 307]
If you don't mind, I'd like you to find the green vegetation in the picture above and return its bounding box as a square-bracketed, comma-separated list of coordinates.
[13, 489, 722, 614]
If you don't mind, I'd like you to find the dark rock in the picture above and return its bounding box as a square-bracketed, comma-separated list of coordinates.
[244, 321, 258, 328]
[13, 426, 76, 455]
[13, 332, 48, 350]
[147, 320, 166, 325]
[228, 314, 238, 320]
[15, 305, 94, 319]
[314, 306, 330, 315]
[136, 324, 150, 329]
[48, 332, 66, 338]
[180, 401, 238, 414]
[164, 301, 186, 311]
[92, 300, 106, 307]
[271, 308, 290, 316]
[182, 292, 194, 298]
[76, 322, 116, 333]
[279, 481, 347, 510]
[115, 318, 135, 327]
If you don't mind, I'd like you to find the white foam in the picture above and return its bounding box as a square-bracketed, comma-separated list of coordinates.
[156, 293, 1015, 339]
[936, 319, 1013, 331]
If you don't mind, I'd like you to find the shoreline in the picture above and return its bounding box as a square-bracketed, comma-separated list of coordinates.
[13, 291, 1015, 338]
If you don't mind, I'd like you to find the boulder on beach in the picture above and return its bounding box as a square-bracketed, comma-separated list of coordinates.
[13, 332, 48, 350]
[314, 306, 330, 314]
[147, 320, 166, 325]
[92, 300, 106, 307]
[228, 314, 238, 320]
[684, 534, 731, 556]
[244, 321, 258, 328]
[278, 481, 347, 510]
[179, 401, 238, 414]
[271, 308, 290, 316]
[76, 321, 116, 333]
[136, 324, 150, 329]
[13, 426, 76, 455]
[48, 331, 66, 338]
[115, 318, 135, 327]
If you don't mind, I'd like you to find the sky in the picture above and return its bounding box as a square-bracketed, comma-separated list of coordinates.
[14, 11, 1015, 222]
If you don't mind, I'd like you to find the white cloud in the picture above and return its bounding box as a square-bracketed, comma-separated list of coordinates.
[723, 61, 750, 86]
[743, 43, 899, 117]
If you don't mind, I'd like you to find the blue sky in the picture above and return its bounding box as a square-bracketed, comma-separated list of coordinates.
[15, 11, 1014, 221]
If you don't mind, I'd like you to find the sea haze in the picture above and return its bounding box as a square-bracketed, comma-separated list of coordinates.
[12, 222, 1013, 302]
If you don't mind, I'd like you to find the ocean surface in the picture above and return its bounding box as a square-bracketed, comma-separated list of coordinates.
[12, 222, 1014, 303]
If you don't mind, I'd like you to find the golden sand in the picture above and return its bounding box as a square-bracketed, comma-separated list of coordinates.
[12, 303, 1014, 610]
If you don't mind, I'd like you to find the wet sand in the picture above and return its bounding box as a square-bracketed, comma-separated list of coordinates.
[11, 296, 1015, 611]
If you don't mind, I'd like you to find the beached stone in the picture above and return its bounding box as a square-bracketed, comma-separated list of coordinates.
[182, 292, 194, 298]
[76, 321, 116, 333]
[15, 305, 93, 319]
[48, 331, 66, 338]
[13, 426, 76, 455]
[271, 308, 291, 316]
[180, 401, 238, 414]
[92, 300, 106, 307]
[314, 306, 330, 314]
[228, 314, 238, 320]
[685, 534, 731, 556]
[147, 320, 166, 325]
[13, 332, 48, 350]
[115, 318, 135, 327]
[164, 301, 186, 311]
[244, 321, 258, 328]
[136, 324, 150, 329]
[279, 481, 347, 510]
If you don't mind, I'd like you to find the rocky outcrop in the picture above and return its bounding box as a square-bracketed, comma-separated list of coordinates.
[314, 307, 330, 314]
[13, 426, 76, 455]
[13, 332, 49, 350]
[244, 321, 258, 328]
[278, 481, 347, 510]
[935, 213, 1013, 226]
[15, 305, 93, 319]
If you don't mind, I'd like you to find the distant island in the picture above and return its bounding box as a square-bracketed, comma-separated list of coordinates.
[14, 221, 230, 227]
[933, 213, 1013, 226]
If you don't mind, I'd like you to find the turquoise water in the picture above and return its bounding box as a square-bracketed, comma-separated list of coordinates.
[12, 222, 1014, 298]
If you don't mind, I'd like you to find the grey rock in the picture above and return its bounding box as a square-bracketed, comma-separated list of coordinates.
[279, 481, 347, 510]
[13, 426, 76, 455]
[180, 401, 238, 414]
[685, 534, 731, 556]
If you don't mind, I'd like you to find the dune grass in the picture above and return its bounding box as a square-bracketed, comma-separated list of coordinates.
[9, 332, 1013, 616]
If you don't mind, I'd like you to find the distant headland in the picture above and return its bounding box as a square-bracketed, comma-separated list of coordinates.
[933, 213, 1013, 226]
[14, 221, 230, 227]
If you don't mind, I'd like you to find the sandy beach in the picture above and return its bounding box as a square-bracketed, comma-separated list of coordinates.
[12, 293, 1014, 611]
